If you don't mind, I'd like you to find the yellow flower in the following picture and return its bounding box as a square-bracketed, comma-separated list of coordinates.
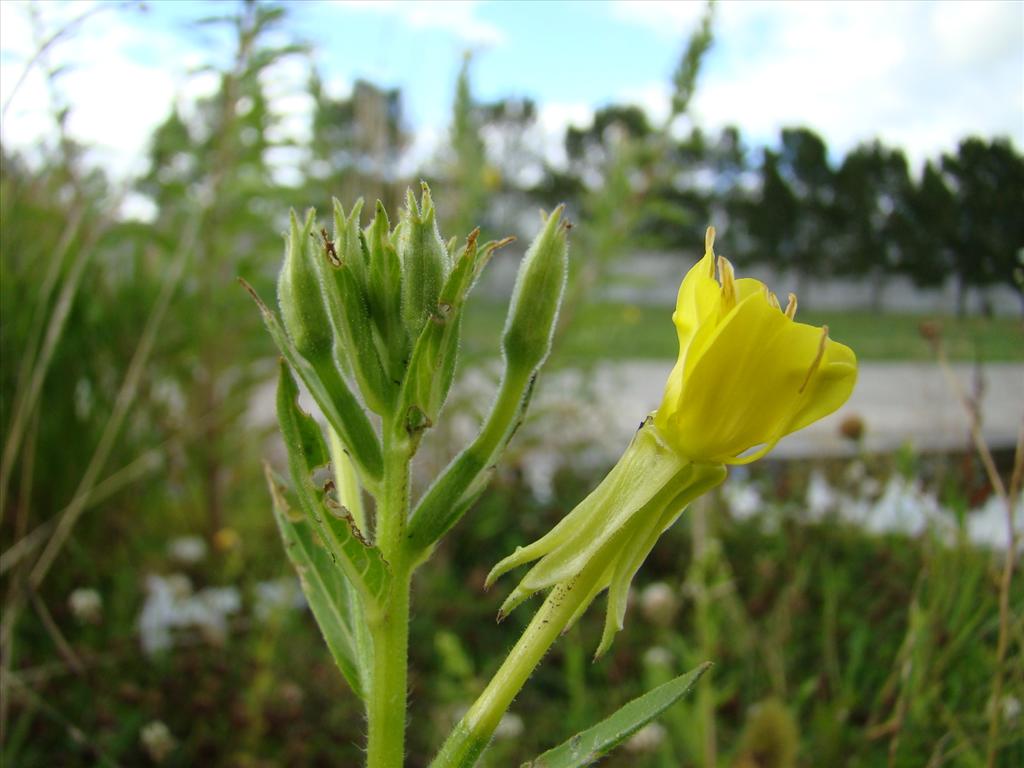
[655, 228, 857, 464]
[487, 226, 857, 657]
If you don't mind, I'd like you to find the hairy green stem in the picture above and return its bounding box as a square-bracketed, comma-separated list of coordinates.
[367, 423, 412, 768]
[431, 552, 608, 767]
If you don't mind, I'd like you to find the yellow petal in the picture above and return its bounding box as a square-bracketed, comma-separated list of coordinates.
[783, 337, 857, 435]
[663, 292, 854, 462]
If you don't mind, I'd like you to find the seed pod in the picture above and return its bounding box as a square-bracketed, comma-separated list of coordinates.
[501, 206, 569, 376]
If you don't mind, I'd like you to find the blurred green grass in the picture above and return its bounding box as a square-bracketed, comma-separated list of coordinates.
[461, 299, 1024, 364]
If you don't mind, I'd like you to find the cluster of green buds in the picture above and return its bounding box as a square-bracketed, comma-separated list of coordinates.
[252, 187, 858, 765]
[249, 182, 569, 555]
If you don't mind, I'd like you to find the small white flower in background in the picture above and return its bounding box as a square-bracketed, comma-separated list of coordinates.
[138, 574, 241, 655]
[625, 721, 667, 753]
[166, 573, 193, 599]
[806, 469, 837, 518]
[844, 459, 867, 485]
[642, 645, 674, 669]
[168, 535, 207, 565]
[1003, 695, 1021, 723]
[140, 720, 176, 763]
[253, 578, 305, 620]
[493, 711, 524, 740]
[723, 480, 762, 520]
[860, 475, 882, 498]
[68, 588, 102, 624]
[639, 582, 678, 628]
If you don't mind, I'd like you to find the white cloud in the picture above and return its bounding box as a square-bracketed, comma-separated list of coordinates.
[333, 0, 504, 47]
[1, 3, 315, 182]
[537, 101, 594, 167]
[608, 1, 707, 38]
[617, 82, 672, 127]
[685, 0, 1024, 169]
[1, 2, 207, 178]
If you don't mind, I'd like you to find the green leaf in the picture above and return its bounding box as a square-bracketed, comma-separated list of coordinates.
[241, 277, 382, 483]
[276, 360, 390, 607]
[520, 663, 711, 768]
[265, 465, 371, 700]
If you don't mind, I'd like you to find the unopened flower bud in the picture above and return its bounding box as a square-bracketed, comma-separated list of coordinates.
[365, 200, 407, 379]
[277, 209, 332, 363]
[398, 183, 449, 338]
[502, 206, 569, 376]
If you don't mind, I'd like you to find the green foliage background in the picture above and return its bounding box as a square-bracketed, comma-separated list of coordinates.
[1, 1, 1021, 766]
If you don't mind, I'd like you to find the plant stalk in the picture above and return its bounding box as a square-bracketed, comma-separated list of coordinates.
[431, 552, 608, 768]
[366, 422, 412, 768]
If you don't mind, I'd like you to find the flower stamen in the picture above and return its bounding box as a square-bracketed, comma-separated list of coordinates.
[799, 325, 829, 394]
[704, 226, 716, 277]
[718, 255, 736, 307]
[784, 293, 798, 319]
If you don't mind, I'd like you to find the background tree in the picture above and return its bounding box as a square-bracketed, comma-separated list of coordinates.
[939, 137, 1024, 314]
[133, 0, 303, 535]
[306, 70, 409, 213]
[833, 141, 914, 308]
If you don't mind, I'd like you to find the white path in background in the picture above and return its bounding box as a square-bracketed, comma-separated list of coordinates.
[532, 361, 1023, 460]
[252, 361, 1023, 460]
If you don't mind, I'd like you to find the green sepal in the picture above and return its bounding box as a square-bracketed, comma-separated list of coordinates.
[594, 462, 725, 658]
[242, 279, 383, 484]
[365, 201, 408, 382]
[486, 418, 726, 655]
[265, 464, 372, 701]
[520, 664, 711, 768]
[276, 360, 390, 607]
[398, 183, 449, 339]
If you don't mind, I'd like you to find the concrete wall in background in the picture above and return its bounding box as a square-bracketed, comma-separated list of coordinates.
[477, 249, 1022, 316]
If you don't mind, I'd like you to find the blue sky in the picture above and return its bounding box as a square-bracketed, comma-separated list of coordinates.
[2, 0, 1022, 182]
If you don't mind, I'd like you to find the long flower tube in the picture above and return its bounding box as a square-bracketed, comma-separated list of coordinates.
[433, 227, 857, 767]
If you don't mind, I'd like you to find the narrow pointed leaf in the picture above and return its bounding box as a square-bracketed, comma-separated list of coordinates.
[265, 465, 370, 700]
[520, 663, 711, 768]
[276, 360, 390, 607]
